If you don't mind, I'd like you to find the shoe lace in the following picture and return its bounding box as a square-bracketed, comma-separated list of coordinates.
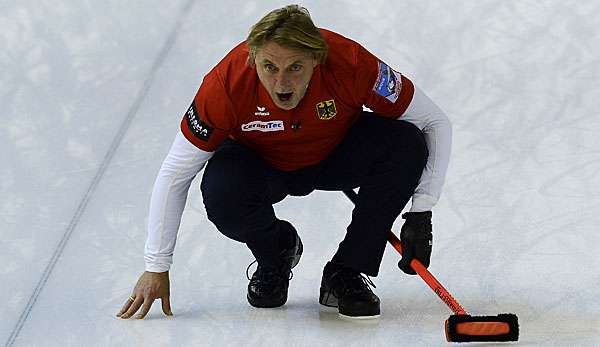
[329, 268, 376, 298]
[246, 259, 294, 282]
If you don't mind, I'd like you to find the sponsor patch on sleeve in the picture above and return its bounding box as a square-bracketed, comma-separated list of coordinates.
[372, 61, 403, 103]
[185, 101, 213, 141]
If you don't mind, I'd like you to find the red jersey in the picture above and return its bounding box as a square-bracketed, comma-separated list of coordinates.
[181, 29, 414, 171]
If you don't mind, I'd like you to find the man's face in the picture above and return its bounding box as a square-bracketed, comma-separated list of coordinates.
[254, 41, 318, 110]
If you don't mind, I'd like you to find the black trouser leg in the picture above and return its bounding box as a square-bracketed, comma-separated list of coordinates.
[314, 113, 428, 276]
[200, 140, 289, 268]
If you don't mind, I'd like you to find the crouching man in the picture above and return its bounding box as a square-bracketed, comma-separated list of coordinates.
[118, 4, 451, 320]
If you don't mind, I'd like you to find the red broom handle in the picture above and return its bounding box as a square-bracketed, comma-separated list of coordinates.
[342, 190, 467, 316]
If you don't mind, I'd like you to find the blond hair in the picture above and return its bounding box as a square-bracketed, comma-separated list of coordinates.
[246, 5, 328, 66]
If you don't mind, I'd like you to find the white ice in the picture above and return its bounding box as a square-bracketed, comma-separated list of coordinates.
[1, 1, 599, 346]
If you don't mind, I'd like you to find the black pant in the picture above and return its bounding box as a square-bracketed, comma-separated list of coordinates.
[200, 112, 428, 276]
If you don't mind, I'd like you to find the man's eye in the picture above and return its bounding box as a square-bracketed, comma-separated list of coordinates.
[265, 64, 277, 72]
[290, 64, 303, 72]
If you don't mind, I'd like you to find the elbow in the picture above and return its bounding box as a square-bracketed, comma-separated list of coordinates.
[422, 111, 452, 136]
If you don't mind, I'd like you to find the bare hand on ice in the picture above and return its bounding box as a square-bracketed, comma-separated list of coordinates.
[117, 271, 172, 319]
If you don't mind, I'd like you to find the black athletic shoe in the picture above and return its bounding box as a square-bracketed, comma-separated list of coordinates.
[247, 222, 303, 308]
[319, 261, 380, 319]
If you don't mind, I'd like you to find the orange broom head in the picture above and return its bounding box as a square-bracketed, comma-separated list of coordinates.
[445, 313, 519, 342]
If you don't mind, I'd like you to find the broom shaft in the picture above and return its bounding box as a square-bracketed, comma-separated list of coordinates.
[387, 230, 467, 315]
[342, 190, 467, 315]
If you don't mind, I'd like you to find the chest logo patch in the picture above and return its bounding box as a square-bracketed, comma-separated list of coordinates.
[316, 99, 337, 120]
[241, 120, 284, 132]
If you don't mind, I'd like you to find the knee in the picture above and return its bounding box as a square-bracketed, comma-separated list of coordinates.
[201, 180, 253, 241]
[391, 120, 429, 168]
[200, 158, 264, 230]
[201, 180, 238, 229]
[401, 121, 429, 166]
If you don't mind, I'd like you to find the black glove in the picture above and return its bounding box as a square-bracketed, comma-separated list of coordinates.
[398, 211, 433, 275]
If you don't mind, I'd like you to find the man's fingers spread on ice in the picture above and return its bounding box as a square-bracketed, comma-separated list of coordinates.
[136, 300, 153, 319]
[121, 296, 144, 319]
[116, 296, 135, 317]
[162, 296, 173, 316]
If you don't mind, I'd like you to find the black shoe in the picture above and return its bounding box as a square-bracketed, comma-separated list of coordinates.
[319, 262, 380, 319]
[246, 264, 291, 308]
[247, 221, 303, 308]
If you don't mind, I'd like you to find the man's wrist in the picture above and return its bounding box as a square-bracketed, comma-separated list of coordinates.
[410, 193, 437, 212]
[145, 263, 171, 273]
[402, 211, 432, 222]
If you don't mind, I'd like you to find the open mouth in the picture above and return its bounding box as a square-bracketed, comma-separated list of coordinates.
[276, 92, 293, 102]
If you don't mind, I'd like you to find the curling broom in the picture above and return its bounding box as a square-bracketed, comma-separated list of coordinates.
[343, 190, 519, 343]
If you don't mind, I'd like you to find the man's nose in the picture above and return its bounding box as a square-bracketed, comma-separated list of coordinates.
[276, 72, 292, 88]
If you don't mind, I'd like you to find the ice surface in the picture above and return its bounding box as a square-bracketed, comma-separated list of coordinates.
[1, 1, 599, 346]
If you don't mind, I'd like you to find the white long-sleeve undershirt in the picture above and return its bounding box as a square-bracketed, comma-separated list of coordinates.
[399, 86, 452, 212]
[143, 85, 452, 272]
[144, 131, 213, 272]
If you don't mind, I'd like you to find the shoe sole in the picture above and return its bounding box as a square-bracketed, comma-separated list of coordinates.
[339, 313, 381, 320]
